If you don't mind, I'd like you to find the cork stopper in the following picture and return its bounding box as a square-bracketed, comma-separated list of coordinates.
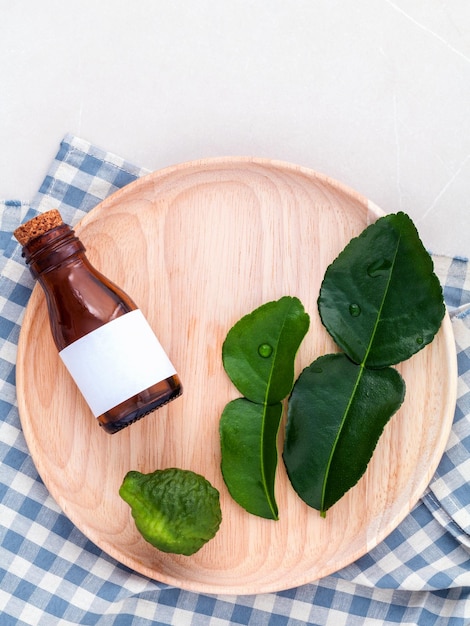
[14, 209, 64, 246]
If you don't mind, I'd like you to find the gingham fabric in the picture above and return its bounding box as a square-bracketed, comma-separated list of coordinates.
[1, 135, 469, 625]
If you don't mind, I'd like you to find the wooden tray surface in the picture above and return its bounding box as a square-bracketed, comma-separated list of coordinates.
[16, 157, 457, 594]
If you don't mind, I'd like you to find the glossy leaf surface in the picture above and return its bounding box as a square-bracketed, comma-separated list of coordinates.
[318, 212, 445, 368]
[283, 353, 405, 516]
[220, 398, 283, 519]
[222, 296, 310, 404]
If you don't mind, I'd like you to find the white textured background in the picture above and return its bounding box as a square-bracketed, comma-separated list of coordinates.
[1, 0, 469, 257]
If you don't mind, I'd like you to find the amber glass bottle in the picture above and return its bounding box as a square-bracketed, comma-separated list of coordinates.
[14, 209, 182, 434]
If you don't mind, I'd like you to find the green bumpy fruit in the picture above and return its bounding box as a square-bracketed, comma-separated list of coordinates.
[119, 468, 222, 556]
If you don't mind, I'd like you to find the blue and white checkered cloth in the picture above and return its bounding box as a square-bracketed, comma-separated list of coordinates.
[1, 135, 470, 625]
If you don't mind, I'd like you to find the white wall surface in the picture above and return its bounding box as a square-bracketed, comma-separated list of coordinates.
[1, 0, 469, 257]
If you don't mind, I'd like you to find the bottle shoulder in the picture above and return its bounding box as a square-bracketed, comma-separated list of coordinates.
[41, 260, 137, 349]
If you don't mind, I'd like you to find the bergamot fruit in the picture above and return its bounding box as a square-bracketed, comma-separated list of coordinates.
[119, 468, 222, 556]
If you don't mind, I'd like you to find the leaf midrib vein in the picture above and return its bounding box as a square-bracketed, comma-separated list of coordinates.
[259, 300, 296, 519]
[321, 229, 402, 514]
[320, 362, 364, 516]
[361, 231, 401, 365]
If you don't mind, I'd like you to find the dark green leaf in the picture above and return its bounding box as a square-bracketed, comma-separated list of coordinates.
[318, 212, 445, 367]
[222, 296, 310, 404]
[283, 353, 405, 516]
[220, 398, 283, 519]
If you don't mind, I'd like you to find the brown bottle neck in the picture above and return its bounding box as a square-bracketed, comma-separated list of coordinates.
[22, 224, 86, 279]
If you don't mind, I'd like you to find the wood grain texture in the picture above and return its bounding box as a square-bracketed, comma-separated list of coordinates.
[16, 158, 457, 594]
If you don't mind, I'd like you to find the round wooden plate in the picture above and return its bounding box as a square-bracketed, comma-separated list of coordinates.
[16, 157, 457, 594]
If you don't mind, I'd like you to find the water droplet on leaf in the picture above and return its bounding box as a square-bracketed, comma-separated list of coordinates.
[416, 336, 423, 345]
[258, 343, 273, 358]
[311, 365, 323, 374]
[349, 303, 361, 317]
[367, 258, 392, 278]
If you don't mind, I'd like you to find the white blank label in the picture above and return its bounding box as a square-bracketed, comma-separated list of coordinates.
[59, 309, 177, 417]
